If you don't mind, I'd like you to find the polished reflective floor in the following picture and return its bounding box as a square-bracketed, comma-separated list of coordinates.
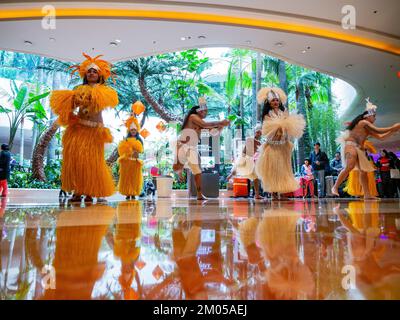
[0, 197, 399, 300]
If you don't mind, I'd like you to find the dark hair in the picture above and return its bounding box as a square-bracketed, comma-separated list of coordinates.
[82, 72, 105, 85]
[380, 149, 389, 157]
[127, 131, 143, 146]
[304, 158, 311, 164]
[1, 144, 9, 151]
[314, 142, 321, 147]
[335, 152, 341, 156]
[261, 100, 285, 123]
[346, 111, 369, 130]
[182, 105, 200, 130]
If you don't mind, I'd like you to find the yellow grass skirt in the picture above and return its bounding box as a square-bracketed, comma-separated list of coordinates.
[255, 141, 299, 193]
[117, 158, 143, 196]
[61, 123, 115, 197]
[344, 170, 378, 197]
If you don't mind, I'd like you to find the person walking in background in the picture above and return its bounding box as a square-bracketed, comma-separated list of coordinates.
[300, 159, 315, 199]
[310, 142, 329, 197]
[0, 144, 11, 197]
[377, 150, 395, 198]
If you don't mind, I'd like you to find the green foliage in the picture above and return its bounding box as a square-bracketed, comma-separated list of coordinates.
[0, 80, 50, 149]
[9, 159, 62, 189]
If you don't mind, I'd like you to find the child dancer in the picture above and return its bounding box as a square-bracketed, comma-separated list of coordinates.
[118, 110, 145, 200]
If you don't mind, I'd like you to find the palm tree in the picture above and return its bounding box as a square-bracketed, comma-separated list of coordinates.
[115, 57, 183, 123]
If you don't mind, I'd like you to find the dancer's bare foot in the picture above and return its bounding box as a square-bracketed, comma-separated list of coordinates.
[254, 194, 264, 200]
[331, 186, 340, 197]
[364, 196, 380, 201]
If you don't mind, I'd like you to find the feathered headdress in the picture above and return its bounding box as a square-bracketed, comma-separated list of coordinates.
[69, 53, 114, 81]
[197, 96, 208, 112]
[257, 87, 287, 106]
[125, 116, 141, 132]
[364, 97, 377, 117]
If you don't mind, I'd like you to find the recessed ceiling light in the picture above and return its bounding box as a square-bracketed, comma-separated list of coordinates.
[180, 36, 192, 41]
[274, 42, 285, 47]
[49, 37, 56, 42]
[245, 40, 252, 44]
[301, 50, 307, 54]
[153, 40, 157, 44]
[109, 41, 118, 47]
[198, 35, 206, 39]
[24, 40, 33, 46]
[115, 39, 121, 43]
[373, 10, 378, 14]
[345, 64, 353, 68]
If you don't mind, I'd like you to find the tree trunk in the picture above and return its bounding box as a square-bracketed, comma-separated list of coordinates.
[31, 121, 60, 181]
[256, 52, 262, 122]
[278, 60, 288, 106]
[106, 148, 119, 167]
[251, 56, 257, 127]
[138, 75, 182, 124]
[296, 81, 311, 168]
[19, 116, 24, 166]
[47, 71, 60, 161]
[239, 58, 244, 139]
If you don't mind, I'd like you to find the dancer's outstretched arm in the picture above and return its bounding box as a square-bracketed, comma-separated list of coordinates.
[190, 114, 229, 129]
[370, 130, 398, 140]
[364, 120, 400, 134]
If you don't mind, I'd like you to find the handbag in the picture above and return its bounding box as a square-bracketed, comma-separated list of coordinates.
[390, 168, 400, 179]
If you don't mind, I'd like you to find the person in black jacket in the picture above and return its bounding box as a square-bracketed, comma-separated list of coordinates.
[0, 144, 11, 197]
[387, 151, 400, 197]
[310, 142, 329, 197]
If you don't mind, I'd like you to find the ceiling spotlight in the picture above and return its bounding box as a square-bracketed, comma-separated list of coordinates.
[274, 42, 285, 47]
[245, 40, 252, 44]
[24, 40, 33, 46]
[49, 37, 56, 42]
[301, 50, 307, 54]
[373, 10, 378, 14]
[198, 35, 206, 39]
[345, 64, 353, 68]
[180, 36, 192, 41]
[109, 41, 118, 47]
[115, 39, 122, 43]
[152, 40, 157, 44]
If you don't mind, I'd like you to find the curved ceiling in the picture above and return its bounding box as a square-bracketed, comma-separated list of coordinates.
[0, 1, 399, 145]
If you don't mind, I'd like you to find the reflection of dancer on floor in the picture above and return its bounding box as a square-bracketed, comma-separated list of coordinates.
[173, 97, 230, 200]
[255, 87, 305, 201]
[332, 98, 400, 200]
[227, 125, 263, 199]
[50, 53, 118, 203]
